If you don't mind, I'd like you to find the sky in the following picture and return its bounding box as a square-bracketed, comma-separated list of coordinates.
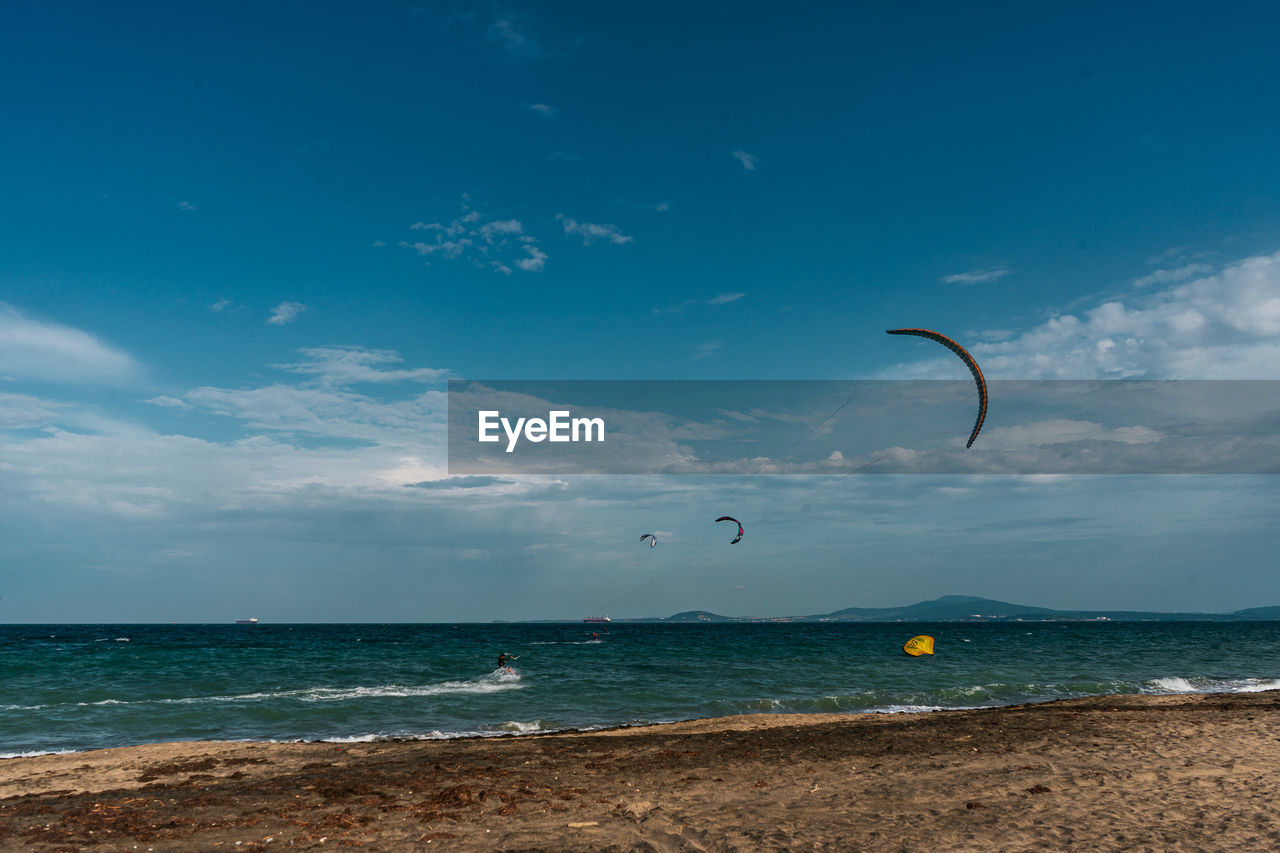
[2, 0, 1279, 622]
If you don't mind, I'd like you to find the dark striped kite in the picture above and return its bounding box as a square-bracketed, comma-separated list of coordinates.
[886, 328, 988, 449]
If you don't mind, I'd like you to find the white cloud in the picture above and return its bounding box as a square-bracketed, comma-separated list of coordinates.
[398, 202, 544, 273]
[886, 249, 1280, 380]
[275, 347, 448, 386]
[487, 9, 549, 59]
[654, 293, 745, 315]
[707, 292, 744, 305]
[477, 219, 524, 241]
[177, 201, 197, 211]
[1133, 263, 1213, 288]
[0, 303, 139, 384]
[527, 103, 556, 119]
[515, 245, 548, 272]
[694, 342, 722, 359]
[267, 302, 306, 326]
[1146, 245, 1212, 266]
[146, 395, 191, 409]
[210, 298, 231, 312]
[982, 419, 1164, 449]
[0, 392, 65, 427]
[941, 267, 1010, 285]
[1147, 246, 1191, 265]
[556, 215, 633, 247]
[731, 150, 759, 170]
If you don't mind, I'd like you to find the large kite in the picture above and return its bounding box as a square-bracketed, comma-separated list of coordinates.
[715, 516, 744, 544]
[886, 328, 988, 448]
[903, 635, 935, 656]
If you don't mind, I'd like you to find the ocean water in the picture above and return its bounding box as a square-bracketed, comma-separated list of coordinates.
[3, 621, 1280, 758]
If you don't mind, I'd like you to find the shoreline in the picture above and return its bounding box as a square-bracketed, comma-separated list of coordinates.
[4, 683, 1261, 761]
[3, 682, 1272, 755]
[3, 692, 1280, 850]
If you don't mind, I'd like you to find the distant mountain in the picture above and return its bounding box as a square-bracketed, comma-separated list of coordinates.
[1226, 605, 1280, 620]
[665, 610, 738, 623]
[816, 594, 1058, 622]
[649, 595, 1280, 623]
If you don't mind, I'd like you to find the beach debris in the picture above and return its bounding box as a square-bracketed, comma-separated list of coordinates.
[639, 533, 657, 548]
[903, 635, 935, 656]
[568, 821, 599, 827]
[886, 327, 988, 448]
[715, 516, 744, 544]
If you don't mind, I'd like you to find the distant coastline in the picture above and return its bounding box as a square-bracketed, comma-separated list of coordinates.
[8, 594, 1280, 626]
[607, 594, 1280, 624]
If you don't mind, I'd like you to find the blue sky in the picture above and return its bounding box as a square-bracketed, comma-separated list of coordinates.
[2, 1, 1279, 621]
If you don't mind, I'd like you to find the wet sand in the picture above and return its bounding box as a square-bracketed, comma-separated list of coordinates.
[3, 691, 1280, 851]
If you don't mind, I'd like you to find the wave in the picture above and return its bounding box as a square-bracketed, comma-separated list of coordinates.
[164, 674, 527, 706]
[297, 720, 565, 744]
[528, 640, 603, 645]
[1, 748, 78, 760]
[1143, 676, 1280, 694]
[717, 676, 1280, 718]
[5, 672, 526, 713]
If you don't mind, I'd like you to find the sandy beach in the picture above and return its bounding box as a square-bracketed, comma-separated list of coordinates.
[3, 691, 1279, 851]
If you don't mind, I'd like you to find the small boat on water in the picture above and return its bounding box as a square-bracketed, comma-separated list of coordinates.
[235, 617, 259, 625]
[582, 616, 611, 624]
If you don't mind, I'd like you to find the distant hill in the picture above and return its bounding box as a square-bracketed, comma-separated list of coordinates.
[1226, 605, 1280, 620]
[665, 610, 738, 623]
[646, 595, 1280, 623]
[816, 594, 1058, 622]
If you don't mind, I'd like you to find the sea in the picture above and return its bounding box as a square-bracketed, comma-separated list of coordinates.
[4, 621, 1280, 758]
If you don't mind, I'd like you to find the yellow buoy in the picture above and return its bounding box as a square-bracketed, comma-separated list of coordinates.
[903, 635, 935, 656]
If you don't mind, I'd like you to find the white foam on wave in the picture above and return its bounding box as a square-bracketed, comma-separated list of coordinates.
[950, 684, 993, 697]
[295, 678, 525, 703]
[1236, 679, 1280, 692]
[313, 720, 560, 744]
[18, 672, 527, 712]
[159, 673, 526, 706]
[1147, 677, 1199, 693]
[868, 704, 948, 714]
[497, 720, 546, 734]
[1145, 676, 1280, 695]
[1, 748, 78, 760]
